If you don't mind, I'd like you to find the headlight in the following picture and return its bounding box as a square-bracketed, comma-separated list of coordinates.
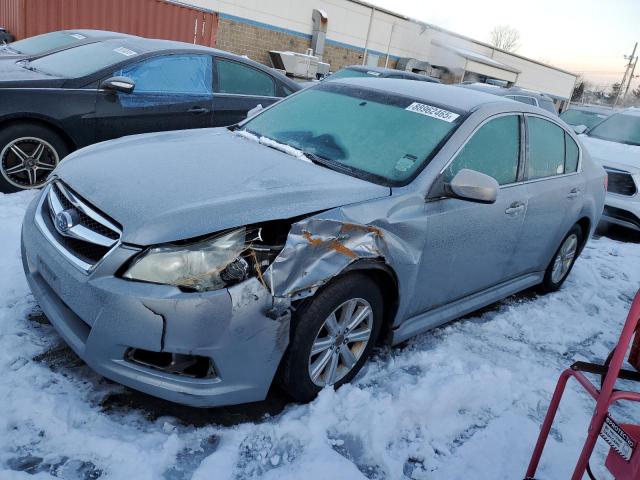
[124, 228, 250, 291]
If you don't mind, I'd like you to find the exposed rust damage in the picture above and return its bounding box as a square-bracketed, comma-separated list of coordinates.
[302, 230, 358, 258]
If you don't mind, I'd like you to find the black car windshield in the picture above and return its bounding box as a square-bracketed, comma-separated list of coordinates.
[561, 109, 609, 128]
[29, 42, 140, 78]
[587, 112, 640, 146]
[242, 83, 463, 185]
[4, 31, 87, 56]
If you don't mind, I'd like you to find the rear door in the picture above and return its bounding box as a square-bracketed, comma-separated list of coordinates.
[212, 57, 283, 126]
[410, 114, 528, 314]
[517, 115, 584, 274]
[94, 54, 215, 141]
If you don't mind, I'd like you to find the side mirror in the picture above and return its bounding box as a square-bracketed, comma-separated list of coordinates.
[572, 124, 587, 135]
[101, 76, 135, 94]
[446, 169, 499, 204]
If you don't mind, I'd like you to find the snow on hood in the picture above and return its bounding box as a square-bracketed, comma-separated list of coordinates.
[580, 134, 640, 172]
[55, 128, 390, 245]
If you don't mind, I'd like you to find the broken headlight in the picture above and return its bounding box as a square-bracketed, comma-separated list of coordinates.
[123, 226, 285, 292]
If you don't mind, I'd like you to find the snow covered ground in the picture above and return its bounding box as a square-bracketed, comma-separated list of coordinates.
[1, 190, 640, 480]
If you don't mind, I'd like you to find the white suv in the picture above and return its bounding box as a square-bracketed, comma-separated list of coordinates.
[580, 108, 640, 232]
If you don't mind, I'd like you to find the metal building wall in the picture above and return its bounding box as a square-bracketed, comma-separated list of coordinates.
[0, 0, 218, 46]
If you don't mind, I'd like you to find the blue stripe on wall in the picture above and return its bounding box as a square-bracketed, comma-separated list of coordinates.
[218, 12, 401, 61]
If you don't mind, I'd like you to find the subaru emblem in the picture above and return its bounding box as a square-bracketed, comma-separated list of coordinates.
[55, 210, 75, 234]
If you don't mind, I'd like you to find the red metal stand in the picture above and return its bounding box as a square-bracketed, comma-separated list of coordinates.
[525, 289, 640, 480]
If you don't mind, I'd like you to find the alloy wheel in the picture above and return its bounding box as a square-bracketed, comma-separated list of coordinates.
[551, 233, 578, 284]
[1, 137, 59, 189]
[308, 297, 374, 387]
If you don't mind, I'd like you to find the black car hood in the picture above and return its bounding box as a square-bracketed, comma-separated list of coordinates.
[57, 128, 391, 245]
[0, 62, 65, 88]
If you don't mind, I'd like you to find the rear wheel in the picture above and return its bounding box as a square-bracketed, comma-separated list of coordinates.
[0, 123, 69, 193]
[279, 274, 384, 402]
[539, 225, 583, 293]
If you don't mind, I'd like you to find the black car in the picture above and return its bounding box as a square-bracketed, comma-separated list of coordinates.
[0, 28, 13, 44]
[0, 37, 301, 192]
[0, 29, 134, 62]
[327, 65, 441, 83]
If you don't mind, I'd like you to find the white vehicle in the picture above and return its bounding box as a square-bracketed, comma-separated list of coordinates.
[580, 108, 640, 232]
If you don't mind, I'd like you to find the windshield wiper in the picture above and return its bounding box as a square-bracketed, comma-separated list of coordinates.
[18, 60, 38, 72]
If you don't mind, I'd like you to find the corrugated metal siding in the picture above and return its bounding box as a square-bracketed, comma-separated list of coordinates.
[1, 0, 217, 46]
[0, 0, 26, 39]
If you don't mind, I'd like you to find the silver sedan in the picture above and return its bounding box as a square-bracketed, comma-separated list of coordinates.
[21, 78, 606, 406]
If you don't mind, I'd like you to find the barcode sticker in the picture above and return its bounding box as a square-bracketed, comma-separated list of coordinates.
[406, 102, 460, 123]
[113, 47, 137, 57]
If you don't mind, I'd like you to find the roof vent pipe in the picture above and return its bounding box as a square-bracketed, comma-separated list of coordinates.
[311, 9, 328, 61]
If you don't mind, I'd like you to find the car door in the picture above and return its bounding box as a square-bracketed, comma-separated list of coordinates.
[517, 115, 584, 273]
[94, 54, 215, 141]
[212, 57, 283, 126]
[410, 114, 529, 315]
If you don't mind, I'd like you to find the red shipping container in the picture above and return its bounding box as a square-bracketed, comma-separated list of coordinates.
[0, 0, 217, 46]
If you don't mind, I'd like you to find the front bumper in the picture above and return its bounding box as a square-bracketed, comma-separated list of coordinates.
[602, 192, 640, 232]
[21, 194, 289, 408]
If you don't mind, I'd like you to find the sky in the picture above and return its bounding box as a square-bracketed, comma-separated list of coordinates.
[368, 0, 640, 90]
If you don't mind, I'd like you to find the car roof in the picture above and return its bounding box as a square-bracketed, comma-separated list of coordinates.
[343, 64, 439, 82]
[565, 104, 615, 115]
[60, 29, 137, 40]
[333, 77, 519, 113]
[460, 82, 553, 101]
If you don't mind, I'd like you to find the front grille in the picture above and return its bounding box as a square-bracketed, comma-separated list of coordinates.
[40, 180, 121, 270]
[606, 168, 637, 196]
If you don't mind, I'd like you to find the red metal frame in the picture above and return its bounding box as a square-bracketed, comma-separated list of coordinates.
[525, 289, 640, 479]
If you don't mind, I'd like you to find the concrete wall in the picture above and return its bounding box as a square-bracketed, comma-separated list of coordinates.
[185, 0, 576, 99]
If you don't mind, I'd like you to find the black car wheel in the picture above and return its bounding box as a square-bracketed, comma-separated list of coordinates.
[279, 273, 384, 403]
[539, 225, 583, 293]
[0, 123, 69, 193]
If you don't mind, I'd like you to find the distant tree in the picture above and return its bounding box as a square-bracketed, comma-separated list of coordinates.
[489, 25, 520, 52]
[572, 78, 587, 102]
[609, 82, 622, 104]
[633, 85, 640, 99]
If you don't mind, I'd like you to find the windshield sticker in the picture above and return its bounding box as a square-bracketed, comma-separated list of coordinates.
[406, 102, 460, 123]
[366, 71, 381, 76]
[395, 154, 418, 172]
[69, 34, 86, 40]
[114, 47, 137, 57]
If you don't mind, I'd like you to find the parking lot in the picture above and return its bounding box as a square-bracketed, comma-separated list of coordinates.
[1, 189, 638, 479]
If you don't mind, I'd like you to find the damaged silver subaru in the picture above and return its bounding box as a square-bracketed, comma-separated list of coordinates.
[21, 79, 606, 406]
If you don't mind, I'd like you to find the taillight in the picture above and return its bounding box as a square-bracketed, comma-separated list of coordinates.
[604, 174, 609, 191]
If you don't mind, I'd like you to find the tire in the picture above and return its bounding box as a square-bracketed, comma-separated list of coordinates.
[279, 273, 384, 403]
[0, 123, 69, 193]
[539, 225, 583, 293]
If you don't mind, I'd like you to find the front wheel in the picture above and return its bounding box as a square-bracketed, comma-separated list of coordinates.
[0, 123, 69, 193]
[278, 274, 384, 403]
[539, 225, 583, 293]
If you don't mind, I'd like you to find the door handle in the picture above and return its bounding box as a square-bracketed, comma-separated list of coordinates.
[505, 201, 526, 216]
[567, 187, 581, 199]
[188, 106, 209, 115]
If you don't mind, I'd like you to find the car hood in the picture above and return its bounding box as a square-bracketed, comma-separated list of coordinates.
[56, 128, 391, 245]
[580, 135, 640, 173]
[0, 62, 65, 87]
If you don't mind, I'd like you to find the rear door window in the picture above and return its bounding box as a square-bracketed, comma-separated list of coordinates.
[527, 116, 566, 179]
[216, 58, 276, 97]
[444, 115, 520, 185]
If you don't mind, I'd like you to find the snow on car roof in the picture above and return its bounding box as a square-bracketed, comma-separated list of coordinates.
[333, 77, 513, 113]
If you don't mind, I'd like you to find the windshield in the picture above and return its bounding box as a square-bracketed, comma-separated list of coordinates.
[328, 68, 379, 80]
[241, 83, 463, 185]
[29, 42, 140, 78]
[3, 31, 87, 56]
[561, 109, 609, 128]
[587, 113, 640, 146]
